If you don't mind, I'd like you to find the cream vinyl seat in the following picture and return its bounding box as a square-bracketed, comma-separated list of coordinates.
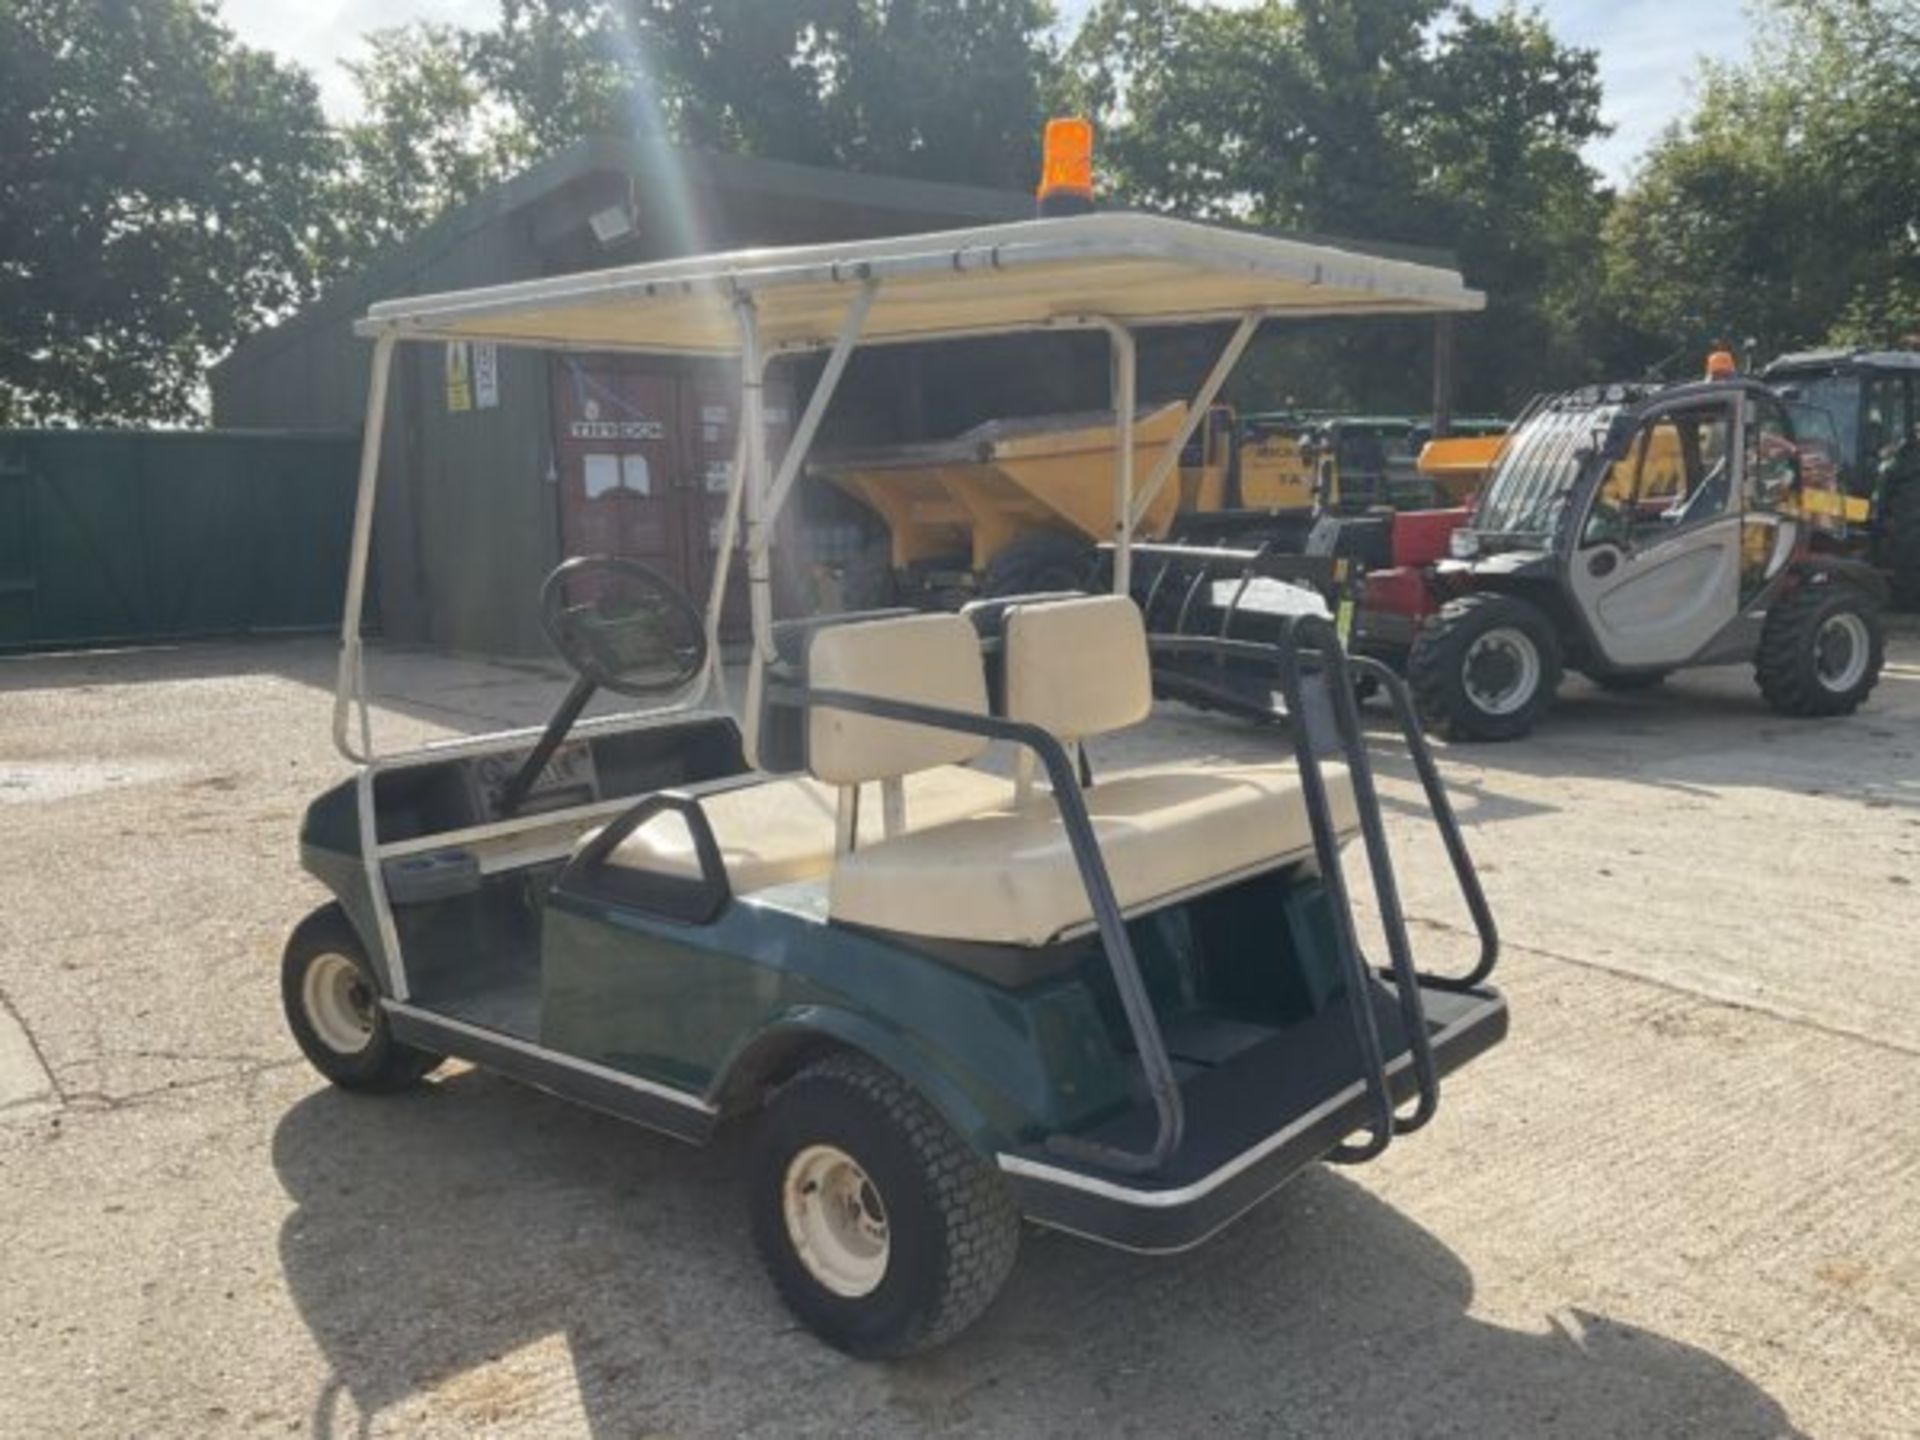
[596, 765, 1013, 895]
[822, 598, 1361, 947]
[594, 610, 1015, 896]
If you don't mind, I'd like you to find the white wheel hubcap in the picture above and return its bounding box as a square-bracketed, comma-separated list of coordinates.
[303, 953, 376, 1056]
[1462, 625, 1542, 716]
[782, 1144, 890, 1297]
[1814, 612, 1870, 693]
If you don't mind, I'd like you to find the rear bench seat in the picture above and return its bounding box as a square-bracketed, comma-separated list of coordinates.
[825, 597, 1358, 946]
[592, 597, 1357, 939]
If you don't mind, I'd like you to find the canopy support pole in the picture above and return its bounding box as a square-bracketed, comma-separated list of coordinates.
[734, 296, 776, 664]
[698, 421, 750, 713]
[1088, 317, 1137, 595]
[333, 333, 395, 764]
[1128, 309, 1264, 532]
[736, 282, 879, 666]
[764, 280, 877, 524]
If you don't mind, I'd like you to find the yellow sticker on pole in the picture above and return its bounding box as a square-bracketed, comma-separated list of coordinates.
[445, 342, 473, 413]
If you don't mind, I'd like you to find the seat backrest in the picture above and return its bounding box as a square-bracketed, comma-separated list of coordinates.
[744, 608, 913, 773]
[807, 612, 989, 784]
[1002, 594, 1152, 741]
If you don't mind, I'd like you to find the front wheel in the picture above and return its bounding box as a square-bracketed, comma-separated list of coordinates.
[282, 905, 441, 1092]
[1408, 592, 1564, 741]
[749, 1053, 1020, 1358]
[1755, 581, 1885, 717]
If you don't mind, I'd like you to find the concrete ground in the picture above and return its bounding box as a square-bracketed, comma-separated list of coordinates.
[1, 632, 1917, 1438]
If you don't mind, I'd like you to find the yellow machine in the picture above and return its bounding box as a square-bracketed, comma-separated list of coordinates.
[1415, 434, 1506, 505]
[813, 401, 1315, 598]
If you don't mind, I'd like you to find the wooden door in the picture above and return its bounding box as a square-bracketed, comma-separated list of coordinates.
[551, 358, 688, 586]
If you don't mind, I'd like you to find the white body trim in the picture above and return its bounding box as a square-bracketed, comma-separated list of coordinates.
[384, 1002, 717, 1113]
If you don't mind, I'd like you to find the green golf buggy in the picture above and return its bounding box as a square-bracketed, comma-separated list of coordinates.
[283, 214, 1507, 1356]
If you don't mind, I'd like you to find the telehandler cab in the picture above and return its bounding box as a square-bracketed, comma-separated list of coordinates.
[282, 212, 1505, 1356]
[1763, 348, 1920, 606]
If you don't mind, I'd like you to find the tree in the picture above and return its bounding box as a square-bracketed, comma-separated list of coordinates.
[1064, 1, 1608, 410]
[1601, 0, 1920, 368]
[324, 24, 537, 270]
[447, 0, 1058, 191]
[0, 0, 335, 423]
[323, 0, 1061, 270]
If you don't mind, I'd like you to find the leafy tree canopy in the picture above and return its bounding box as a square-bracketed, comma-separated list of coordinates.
[0, 0, 335, 423]
[1064, 0, 1608, 410]
[1602, 0, 1920, 371]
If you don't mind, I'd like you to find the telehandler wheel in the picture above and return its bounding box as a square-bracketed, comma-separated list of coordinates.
[980, 530, 1097, 599]
[281, 904, 442, 1093]
[1409, 592, 1563, 742]
[749, 1052, 1020, 1358]
[1754, 582, 1885, 717]
[1880, 481, 1920, 610]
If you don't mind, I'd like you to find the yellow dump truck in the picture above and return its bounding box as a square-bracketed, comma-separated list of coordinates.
[812, 401, 1316, 602]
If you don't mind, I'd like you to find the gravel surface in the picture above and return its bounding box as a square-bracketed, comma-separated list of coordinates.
[2, 634, 1916, 1438]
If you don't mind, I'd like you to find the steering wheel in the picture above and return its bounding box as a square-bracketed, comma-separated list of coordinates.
[538, 555, 707, 698]
[495, 557, 705, 819]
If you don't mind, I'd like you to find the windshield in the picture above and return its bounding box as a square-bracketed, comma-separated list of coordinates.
[1473, 403, 1620, 538]
[1779, 374, 1860, 465]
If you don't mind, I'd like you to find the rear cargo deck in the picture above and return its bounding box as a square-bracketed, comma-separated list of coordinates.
[1000, 981, 1507, 1252]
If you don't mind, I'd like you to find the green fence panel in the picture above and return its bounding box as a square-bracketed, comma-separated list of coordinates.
[0, 430, 360, 652]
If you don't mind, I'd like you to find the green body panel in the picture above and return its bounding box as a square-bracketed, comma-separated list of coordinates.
[539, 889, 1133, 1150]
[298, 779, 397, 989]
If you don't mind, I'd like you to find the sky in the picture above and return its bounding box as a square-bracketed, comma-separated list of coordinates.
[220, 0, 1755, 185]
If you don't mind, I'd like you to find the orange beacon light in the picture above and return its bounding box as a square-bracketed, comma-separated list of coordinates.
[1037, 117, 1095, 217]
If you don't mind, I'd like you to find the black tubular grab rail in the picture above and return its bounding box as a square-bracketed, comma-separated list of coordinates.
[559, 789, 735, 925]
[1347, 654, 1500, 990]
[1278, 621, 1439, 1146]
[1147, 617, 1499, 1156]
[1148, 625, 1410, 1159]
[766, 679, 1186, 1177]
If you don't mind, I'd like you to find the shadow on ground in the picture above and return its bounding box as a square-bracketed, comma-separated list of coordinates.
[275, 1071, 1800, 1438]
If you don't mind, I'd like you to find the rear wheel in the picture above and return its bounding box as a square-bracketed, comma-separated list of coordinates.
[980, 530, 1096, 599]
[1879, 479, 1920, 609]
[1755, 581, 1884, 717]
[1409, 592, 1563, 741]
[282, 905, 441, 1092]
[749, 1052, 1019, 1358]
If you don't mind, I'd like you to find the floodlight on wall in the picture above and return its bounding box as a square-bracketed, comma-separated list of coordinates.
[590, 203, 637, 247]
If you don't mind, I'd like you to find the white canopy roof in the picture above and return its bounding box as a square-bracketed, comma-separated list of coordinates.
[355, 212, 1484, 356]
